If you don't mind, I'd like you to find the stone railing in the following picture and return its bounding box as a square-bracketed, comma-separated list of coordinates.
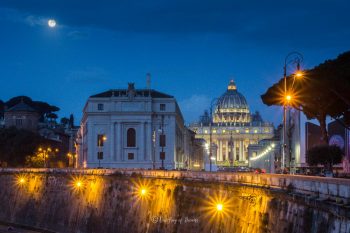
[2, 168, 350, 202]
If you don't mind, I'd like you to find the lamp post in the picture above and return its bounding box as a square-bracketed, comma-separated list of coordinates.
[160, 115, 165, 170]
[97, 135, 107, 168]
[209, 98, 219, 172]
[282, 52, 303, 173]
[38, 147, 58, 168]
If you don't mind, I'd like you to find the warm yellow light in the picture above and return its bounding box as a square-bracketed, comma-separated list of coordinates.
[76, 181, 82, 187]
[141, 188, 147, 196]
[103, 136, 107, 141]
[295, 71, 303, 78]
[15, 175, 27, 186]
[286, 95, 292, 101]
[216, 203, 223, 211]
[70, 176, 86, 192]
[55, 148, 59, 152]
[38, 148, 42, 152]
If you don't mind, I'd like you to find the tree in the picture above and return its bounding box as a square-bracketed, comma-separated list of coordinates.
[0, 100, 4, 118]
[60, 117, 70, 126]
[33, 101, 60, 120]
[306, 145, 343, 171]
[5, 96, 33, 109]
[69, 114, 75, 128]
[25, 154, 45, 168]
[0, 127, 46, 166]
[4, 96, 60, 122]
[261, 51, 350, 144]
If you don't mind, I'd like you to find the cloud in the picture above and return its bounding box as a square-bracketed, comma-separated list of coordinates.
[24, 15, 46, 27]
[0, 0, 349, 47]
[67, 30, 88, 40]
[179, 94, 210, 124]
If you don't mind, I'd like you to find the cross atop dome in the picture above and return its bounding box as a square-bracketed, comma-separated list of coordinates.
[227, 79, 237, 90]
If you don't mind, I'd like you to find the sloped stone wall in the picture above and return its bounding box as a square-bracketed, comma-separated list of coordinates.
[0, 172, 349, 233]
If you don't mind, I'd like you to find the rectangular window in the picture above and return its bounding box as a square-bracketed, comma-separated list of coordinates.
[97, 134, 105, 146]
[97, 151, 103, 160]
[128, 153, 134, 160]
[15, 119, 23, 126]
[159, 134, 166, 147]
[160, 152, 165, 160]
[97, 103, 104, 111]
[160, 104, 166, 111]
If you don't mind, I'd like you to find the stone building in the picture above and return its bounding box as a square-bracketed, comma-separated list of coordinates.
[4, 102, 40, 131]
[190, 80, 274, 167]
[77, 83, 192, 169]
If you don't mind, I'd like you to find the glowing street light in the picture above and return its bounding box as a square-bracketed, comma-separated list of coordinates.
[295, 71, 303, 78]
[282, 52, 303, 173]
[286, 95, 292, 102]
[37, 146, 58, 168]
[98, 134, 107, 168]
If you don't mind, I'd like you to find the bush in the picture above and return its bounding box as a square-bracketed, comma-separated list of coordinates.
[306, 145, 343, 171]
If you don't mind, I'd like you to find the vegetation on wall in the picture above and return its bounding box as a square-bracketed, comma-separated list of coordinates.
[306, 145, 344, 171]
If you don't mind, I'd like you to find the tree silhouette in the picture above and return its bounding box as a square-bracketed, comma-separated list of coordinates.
[4, 96, 60, 121]
[261, 51, 350, 144]
[306, 145, 343, 171]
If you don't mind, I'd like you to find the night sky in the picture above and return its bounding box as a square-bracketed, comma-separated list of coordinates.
[0, 0, 349, 125]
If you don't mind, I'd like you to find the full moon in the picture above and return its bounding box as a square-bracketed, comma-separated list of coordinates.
[48, 19, 56, 28]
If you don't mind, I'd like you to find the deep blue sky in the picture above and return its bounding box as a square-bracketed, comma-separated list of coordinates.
[0, 0, 349, 125]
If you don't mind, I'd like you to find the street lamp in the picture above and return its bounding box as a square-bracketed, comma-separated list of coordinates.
[97, 135, 107, 168]
[209, 98, 219, 172]
[282, 52, 303, 173]
[160, 115, 165, 170]
[38, 146, 58, 168]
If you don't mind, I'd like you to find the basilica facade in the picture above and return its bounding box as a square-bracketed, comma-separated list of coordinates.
[190, 80, 274, 166]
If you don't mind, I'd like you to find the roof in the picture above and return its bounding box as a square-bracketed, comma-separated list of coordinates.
[90, 89, 174, 99]
[6, 102, 37, 112]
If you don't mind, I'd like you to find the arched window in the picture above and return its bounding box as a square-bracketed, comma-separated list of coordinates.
[127, 128, 136, 147]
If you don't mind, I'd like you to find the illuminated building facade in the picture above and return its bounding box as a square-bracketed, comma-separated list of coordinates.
[77, 83, 191, 169]
[190, 80, 274, 166]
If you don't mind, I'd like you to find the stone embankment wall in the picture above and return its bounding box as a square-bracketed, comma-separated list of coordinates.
[0, 169, 349, 233]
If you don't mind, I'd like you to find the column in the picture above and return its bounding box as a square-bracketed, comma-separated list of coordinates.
[110, 123, 115, 162]
[144, 122, 147, 160]
[139, 122, 145, 161]
[225, 140, 228, 161]
[239, 140, 243, 161]
[147, 121, 152, 161]
[87, 122, 94, 164]
[219, 140, 222, 162]
[233, 140, 236, 161]
[120, 123, 124, 161]
[115, 122, 120, 161]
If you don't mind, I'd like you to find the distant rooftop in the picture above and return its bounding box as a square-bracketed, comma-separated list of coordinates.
[90, 89, 173, 99]
[6, 102, 37, 112]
